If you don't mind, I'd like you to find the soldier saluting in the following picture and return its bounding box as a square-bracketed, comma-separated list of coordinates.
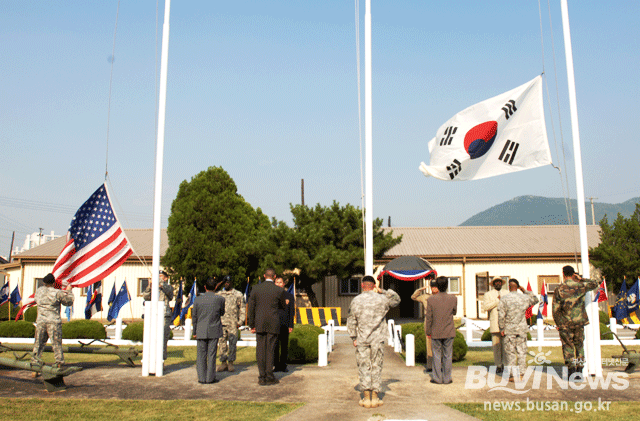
[552, 265, 598, 380]
[347, 275, 400, 409]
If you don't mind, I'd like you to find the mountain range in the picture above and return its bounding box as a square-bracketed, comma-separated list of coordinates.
[460, 196, 640, 226]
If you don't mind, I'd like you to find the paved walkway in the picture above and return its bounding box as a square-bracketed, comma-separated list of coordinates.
[2, 331, 639, 420]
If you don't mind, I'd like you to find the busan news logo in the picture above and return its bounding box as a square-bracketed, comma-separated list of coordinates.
[465, 352, 629, 394]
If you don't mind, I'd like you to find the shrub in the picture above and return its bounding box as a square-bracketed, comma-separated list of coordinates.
[599, 322, 612, 341]
[0, 305, 20, 321]
[401, 322, 427, 362]
[599, 310, 610, 325]
[481, 328, 532, 341]
[400, 323, 467, 362]
[452, 331, 468, 362]
[0, 320, 35, 338]
[24, 306, 38, 323]
[122, 322, 144, 342]
[635, 329, 640, 340]
[288, 324, 324, 363]
[120, 321, 174, 342]
[61, 320, 106, 340]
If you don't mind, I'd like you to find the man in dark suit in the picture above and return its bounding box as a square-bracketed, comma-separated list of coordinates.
[425, 276, 458, 385]
[247, 268, 286, 385]
[274, 277, 295, 372]
[192, 278, 226, 384]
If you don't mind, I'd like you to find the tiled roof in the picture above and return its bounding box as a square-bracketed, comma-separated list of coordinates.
[381, 225, 601, 258]
[11, 229, 168, 260]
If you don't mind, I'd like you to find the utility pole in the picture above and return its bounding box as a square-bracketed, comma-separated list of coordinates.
[588, 197, 597, 225]
[301, 179, 305, 206]
[38, 228, 43, 245]
[388, 216, 391, 227]
[8, 231, 15, 262]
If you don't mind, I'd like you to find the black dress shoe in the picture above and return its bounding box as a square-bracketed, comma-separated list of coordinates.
[266, 378, 280, 385]
[430, 379, 441, 384]
[207, 379, 220, 384]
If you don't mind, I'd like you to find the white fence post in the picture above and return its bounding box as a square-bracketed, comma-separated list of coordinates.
[318, 333, 328, 367]
[406, 334, 415, 367]
[387, 319, 395, 346]
[184, 318, 192, 341]
[536, 317, 544, 351]
[328, 319, 335, 346]
[609, 318, 617, 336]
[394, 325, 402, 353]
[464, 318, 473, 344]
[115, 317, 123, 340]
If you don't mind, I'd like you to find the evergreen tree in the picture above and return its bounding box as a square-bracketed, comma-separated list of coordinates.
[161, 167, 270, 289]
[590, 203, 640, 293]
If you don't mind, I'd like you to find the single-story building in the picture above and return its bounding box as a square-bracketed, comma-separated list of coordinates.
[312, 225, 604, 322]
[1, 225, 607, 323]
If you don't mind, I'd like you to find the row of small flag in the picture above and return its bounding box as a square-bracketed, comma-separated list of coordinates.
[521, 278, 609, 320]
[0, 283, 21, 307]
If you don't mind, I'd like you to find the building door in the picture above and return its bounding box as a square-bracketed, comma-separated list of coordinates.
[384, 277, 420, 320]
[476, 271, 489, 318]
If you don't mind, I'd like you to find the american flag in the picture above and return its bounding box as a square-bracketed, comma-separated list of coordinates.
[16, 184, 133, 320]
[52, 183, 133, 288]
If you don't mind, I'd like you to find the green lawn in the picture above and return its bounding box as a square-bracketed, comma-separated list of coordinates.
[0, 398, 301, 421]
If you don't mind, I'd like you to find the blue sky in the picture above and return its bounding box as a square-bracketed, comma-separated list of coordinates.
[1, 1, 638, 258]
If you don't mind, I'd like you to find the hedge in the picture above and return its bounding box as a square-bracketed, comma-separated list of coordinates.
[288, 324, 324, 363]
[599, 322, 612, 341]
[400, 322, 467, 363]
[0, 305, 20, 321]
[121, 321, 174, 342]
[24, 306, 38, 323]
[0, 320, 35, 338]
[61, 319, 107, 339]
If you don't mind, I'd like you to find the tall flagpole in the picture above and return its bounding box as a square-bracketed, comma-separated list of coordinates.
[560, 0, 601, 377]
[364, 0, 373, 276]
[145, 0, 171, 377]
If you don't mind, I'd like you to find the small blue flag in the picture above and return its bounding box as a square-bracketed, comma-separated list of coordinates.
[107, 280, 131, 321]
[9, 285, 21, 306]
[180, 281, 196, 319]
[108, 283, 117, 307]
[0, 282, 9, 306]
[613, 279, 629, 322]
[65, 305, 72, 321]
[171, 281, 183, 322]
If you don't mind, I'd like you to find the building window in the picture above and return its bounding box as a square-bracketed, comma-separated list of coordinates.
[539, 275, 560, 292]
[34, 278, 44, 293]
[339, 276, 361, 296]
[447, 277, 461, 294]
[138, 278, 150, 296]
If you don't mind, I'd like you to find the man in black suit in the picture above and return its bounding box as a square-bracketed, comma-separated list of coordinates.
[274, 277, 295, 372]
[192, 278, 226, 384]
[248, 268, 286, 385]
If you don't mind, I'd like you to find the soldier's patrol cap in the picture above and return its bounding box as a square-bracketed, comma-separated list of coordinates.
[159, 270, 168, 277]
[43, 273, 55, 285]
[362, 275, 375, 284]
[508, 278, 520, 288]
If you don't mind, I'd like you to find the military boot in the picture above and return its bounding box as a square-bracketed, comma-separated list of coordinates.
[359, 390, 371, 408]
[370, 391, 383, 408]
[217, 362, 228, 372]
[227, 362, 235, 372]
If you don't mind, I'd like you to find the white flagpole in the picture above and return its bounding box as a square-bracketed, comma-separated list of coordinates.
[364, 0, 373, 276]
[146, 0, 172, 377]
[560, 0, 601, 377]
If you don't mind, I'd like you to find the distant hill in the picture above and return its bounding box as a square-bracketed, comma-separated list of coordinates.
[460, 196, 640, 226]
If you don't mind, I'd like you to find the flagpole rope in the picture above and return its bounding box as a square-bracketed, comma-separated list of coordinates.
[104, 1, 121, 181]
[354, 0, 366, 248]
[539, 0, 579, 265]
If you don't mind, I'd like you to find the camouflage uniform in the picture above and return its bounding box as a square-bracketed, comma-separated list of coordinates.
[552, 278, 598, 368]
[143, 281, 174, 360]
[216, 288, 245, 363]
[31, 285, 74, 365]
[498, 290, 538, 376]
[347, 288, 400, 393]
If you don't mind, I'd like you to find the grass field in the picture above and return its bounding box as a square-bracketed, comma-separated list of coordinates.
[0, 398, 301, 421]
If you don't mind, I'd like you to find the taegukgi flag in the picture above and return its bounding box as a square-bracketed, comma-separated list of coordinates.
[419, 75, 551, 181]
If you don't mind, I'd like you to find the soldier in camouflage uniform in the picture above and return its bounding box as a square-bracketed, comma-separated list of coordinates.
[498, 279, 538, 381]
[347, 275, 400, 409]
[552, 265, 598, 378]
[31, 273, 74, 371]
[216, 275, 245, 372]
[143, 270, 174, 360]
